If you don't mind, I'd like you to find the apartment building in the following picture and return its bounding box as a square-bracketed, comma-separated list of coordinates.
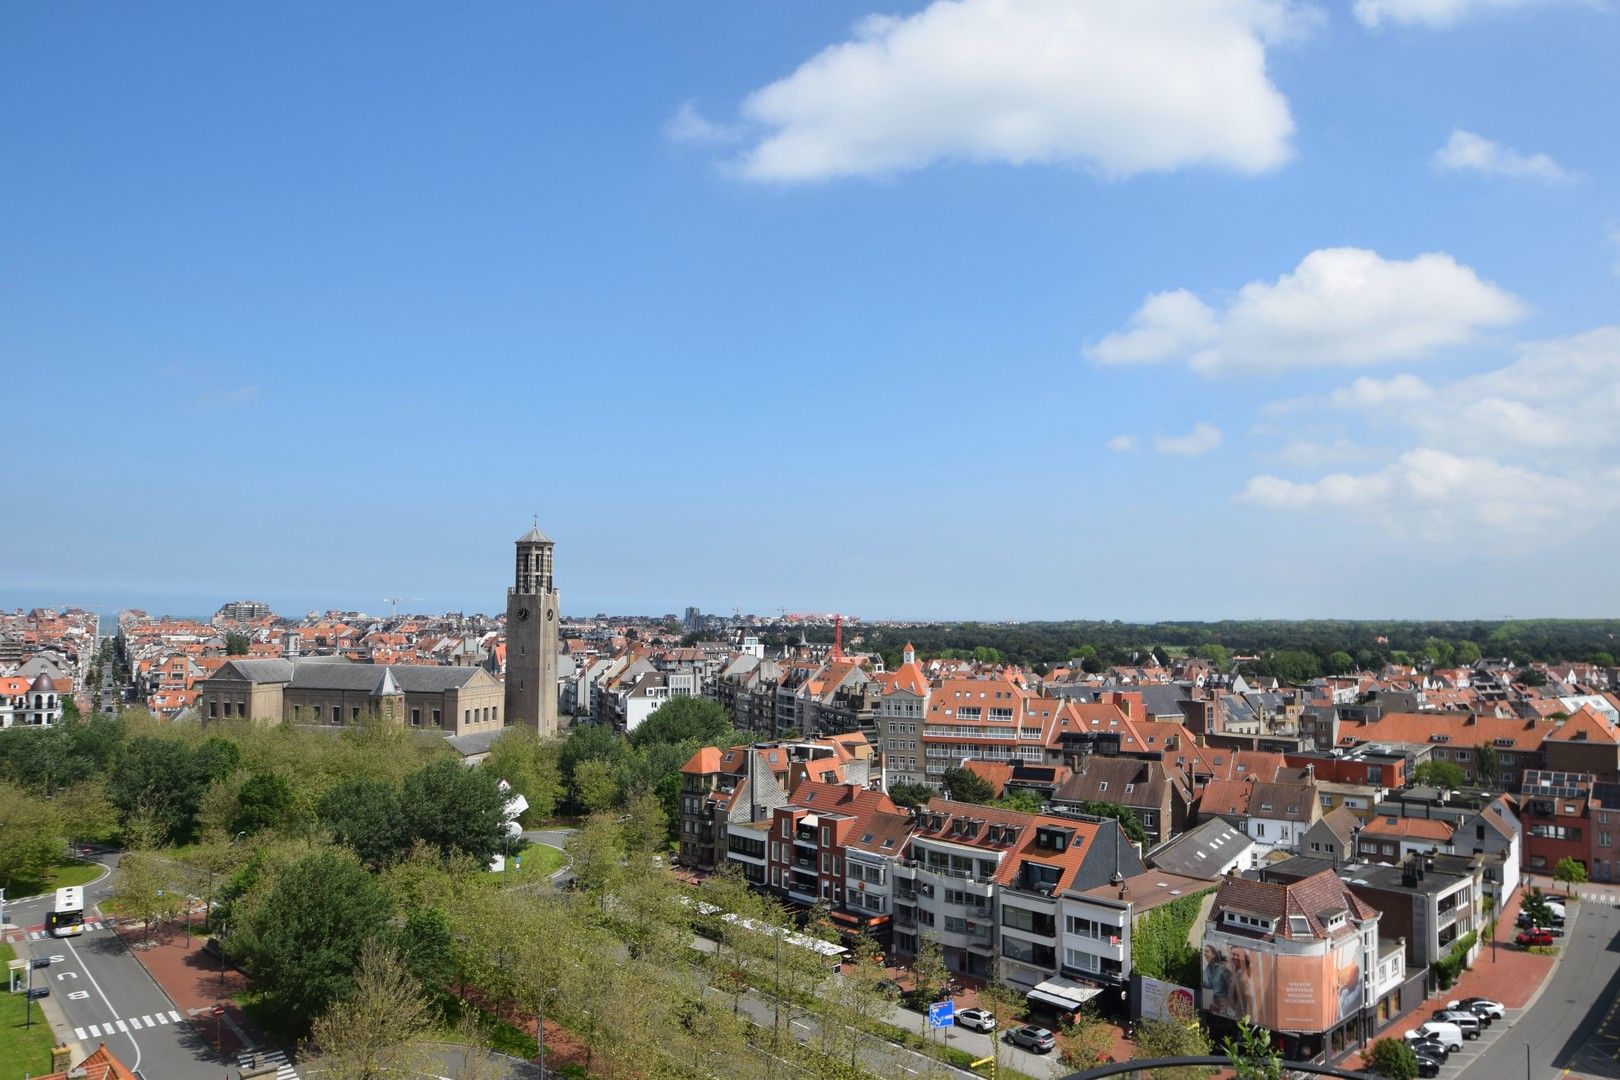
[1057, 870, 1212, 1019]
[758, 781, 900, 907]
[920, 674, 1054, 783]
[874, 645, 930, 786]
[1201, 869, 1393, 1061]
[1354, 817, 1455, 864]
[892, 799, 1145, 985]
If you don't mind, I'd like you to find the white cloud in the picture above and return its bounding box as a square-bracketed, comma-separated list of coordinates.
[665, 101, 742, 145]
[1086, 248, 1526, 375]
[1272, 436, 1370, 467]
[1105, 434, 1139, 452]
[1239, 448, 1589, 534]
[727, 0, 1304, 183]
[1353, 0, 1561, 28]
[1241, 326, 1620, 537]
[1155, 422, 1223, 456]
[1432, 130, 1577, 184]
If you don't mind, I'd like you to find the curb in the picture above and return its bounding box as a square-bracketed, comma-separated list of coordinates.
[2, 859, 112, 904]
[1512, 900, 1581, 1019]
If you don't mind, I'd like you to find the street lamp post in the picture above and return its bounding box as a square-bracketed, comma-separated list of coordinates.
[538, 986, 559, 1078]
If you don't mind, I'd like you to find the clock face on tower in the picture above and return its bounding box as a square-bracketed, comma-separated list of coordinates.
[546, 608, 554, 621]
[516, 608, 530, 621]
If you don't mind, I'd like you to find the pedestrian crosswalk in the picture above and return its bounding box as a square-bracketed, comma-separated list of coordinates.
[73, 1010, 183, 1040]
[1578, 892, 1620, 906]
[238, 1047, 301, 1080]
[26, 919, 107, 940]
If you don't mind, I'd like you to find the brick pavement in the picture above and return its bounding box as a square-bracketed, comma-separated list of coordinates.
[1340, 887, 1557, 1070]
[115, 917, 263, 1058]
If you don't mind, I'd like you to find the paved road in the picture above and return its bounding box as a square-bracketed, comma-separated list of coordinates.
[9, 852, 224, 1080]
[1459, 899, 1620, 1080]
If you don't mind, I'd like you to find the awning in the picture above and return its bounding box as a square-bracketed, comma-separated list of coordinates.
[1027, 978, 1102, 1012]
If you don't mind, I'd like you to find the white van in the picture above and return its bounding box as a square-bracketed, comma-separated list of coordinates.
[1408, 1022, 1464, 1051]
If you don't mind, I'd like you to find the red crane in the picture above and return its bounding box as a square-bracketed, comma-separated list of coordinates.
[832, 614, 845, 660]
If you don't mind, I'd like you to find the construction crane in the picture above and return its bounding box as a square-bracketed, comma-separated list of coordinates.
[382, 597, 425, 617]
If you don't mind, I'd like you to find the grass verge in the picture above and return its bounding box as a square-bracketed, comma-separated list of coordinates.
[0, 942, 58, 1077]
[2, 858, 103, 899]
[490, 842, 566, 886]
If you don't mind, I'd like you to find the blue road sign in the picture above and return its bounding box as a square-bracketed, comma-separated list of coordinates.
[928, 1000, 955, 1028]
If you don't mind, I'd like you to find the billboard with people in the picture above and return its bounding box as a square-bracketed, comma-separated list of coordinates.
[1201, 935, 1361, 1032]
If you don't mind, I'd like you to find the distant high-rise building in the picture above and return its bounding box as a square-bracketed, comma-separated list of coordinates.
[214, 600, 272, 625]
[505, 523, 560, 735]
[684, 606, 702, 631]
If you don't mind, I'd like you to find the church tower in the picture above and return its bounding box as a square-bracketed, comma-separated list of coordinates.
[505, 522, 560, 735]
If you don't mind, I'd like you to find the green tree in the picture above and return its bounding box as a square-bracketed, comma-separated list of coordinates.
[55, 780, 121, 845]
[1194, 644, 1229, 668]
[225, 632, 251, 656]
[1367, 1037, 1419, 1080]
[390, 905, 455, 990]
[628, 696, 737, 749]
[1473, 743, 1499, 785]
[1521, 887, 1556, 928]
[230, 848, 393, 1022]
[1518, 668, 1549, 687]
[1222, 1018, 1281, 1080]
[573, 757, 620, 812]
[302, 940, 436, 1080]
[997, 789, 1044, 814]
[1134, 1011, 1215, 1080]
[886, 781, 934, 810]
[1325, 651, 1355, 675]
[1078, 801, 1149, 846]
[565, 811, 625, 905]
[400, 759, 510, 865]
[1592, 651, 1616, 668]
[231, 771, 296, 836]
[1553, 857, 1588, 892]
[911, 935, 950, 1006]
[108, 737, 216, 844]
[481, 728, 564, 823]
[109, 848, 175, 943]
[0, 781, 63, 891]
[1454, 641, 1482, 665]
[1413, 759, 1465, 790]
[940, 766, 996, 804]
[1266, 650, 1321, 684]
[318, 776, 406, 868]
[1058, 1010, 1115, 1072]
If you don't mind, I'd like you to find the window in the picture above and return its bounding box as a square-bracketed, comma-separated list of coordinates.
[1288, 915, 1310, 935]
[333, 706, 342, 724]
[1003, 937, 1056, 967]
[782, 819, 791, 838]
[209, 702, 218, 718]
[432, 709, 442, 725]
[1002, 905, 1056, 936]
[411, 708, 421, 727]
[1066, 915, 1106, 939]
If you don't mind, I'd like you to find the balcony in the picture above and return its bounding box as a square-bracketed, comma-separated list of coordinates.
[793, 857, 815, 871]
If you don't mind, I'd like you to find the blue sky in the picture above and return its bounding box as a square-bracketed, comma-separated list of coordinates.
[3, 1, 1616, 621]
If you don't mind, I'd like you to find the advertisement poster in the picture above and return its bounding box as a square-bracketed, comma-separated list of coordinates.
[1139, 975, 1197, 1023]
[1201, 936, 1361, 1031]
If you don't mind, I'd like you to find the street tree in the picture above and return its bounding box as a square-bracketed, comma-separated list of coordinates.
[480, 727, 563, 823]
[0, 781, 64, 891]
[564, 811, 625, 907]
[1366, 1037, 1419, 1080]
[1554, 857, 1588, 893]
[1135, 1005, 1215, 1080]
[55, 780, 120, 846]
[1521, 887, 1556, 928]
[1473, 743, 1499, 786]
[231, 771, 297, 836]
[109, 848, 173, 943]
[571, 757, 619, 813]
[627, 696, 737, 749]
[911, 935, 950, 1006]
[302, 940, 436, 1080]
[1058, 1009, 1115, 1072]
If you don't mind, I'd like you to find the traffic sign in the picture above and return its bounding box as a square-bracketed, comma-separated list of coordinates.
[928, 1000, 955, 1028]
[212, 1004, 226, 1016]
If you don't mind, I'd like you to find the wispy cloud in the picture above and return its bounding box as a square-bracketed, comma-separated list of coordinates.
[1104, 434, 1138, 452]
[664, 101, 742, 146]
[1155, 422, 1223, 456]
[1432, 129, 1578, 184]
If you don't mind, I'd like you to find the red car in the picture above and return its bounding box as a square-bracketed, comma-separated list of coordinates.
[1516, 928, 1553, 947]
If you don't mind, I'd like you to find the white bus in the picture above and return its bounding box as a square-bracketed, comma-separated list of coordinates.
[47, 885, 84, 937]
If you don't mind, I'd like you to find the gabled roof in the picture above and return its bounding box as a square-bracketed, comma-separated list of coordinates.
[1362, 817, 1454, 842]
[680, 746, 722, 775]
[1146, 818, 1253, 879]
[1314, 805, 1360, 845]
[1213, 868, 1378, 938]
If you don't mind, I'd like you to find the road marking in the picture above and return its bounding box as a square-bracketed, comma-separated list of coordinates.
[86, 1024, 100, 1037]
[59, 930, 145, 1076]
[139, 1013, 152, 1026]
[168, 1009, 181, 1022]
[115, 1018, 128, 1032]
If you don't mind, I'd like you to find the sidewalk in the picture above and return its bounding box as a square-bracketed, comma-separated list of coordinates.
[115, 917, 264, 1059]
[1340, 887, 1557, 1070]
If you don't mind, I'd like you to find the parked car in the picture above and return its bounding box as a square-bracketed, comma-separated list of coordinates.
[1406, 1036, 1452, 1062]
[1517, 927, 1555, 948]
[1006, 1025, 1057, 1053]
[875, 979, 904, 997]
[1438, 1004, 1492, 1028]
[1450, 997, 1505, 1020]
[1412, 1050, 1443, 1078]
[1407, 1022, 1464, 1052]
[956, 1008, 997, 1034]
[1432, 1009, 1483, 1037]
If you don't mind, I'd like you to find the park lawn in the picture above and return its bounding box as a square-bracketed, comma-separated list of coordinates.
[234, 989, 307, 1048]
[2, 857, 102, 900]
[490, 842, 565, 886]
[0, 942, 58, 1078]
[432, 995, 537, 1059]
